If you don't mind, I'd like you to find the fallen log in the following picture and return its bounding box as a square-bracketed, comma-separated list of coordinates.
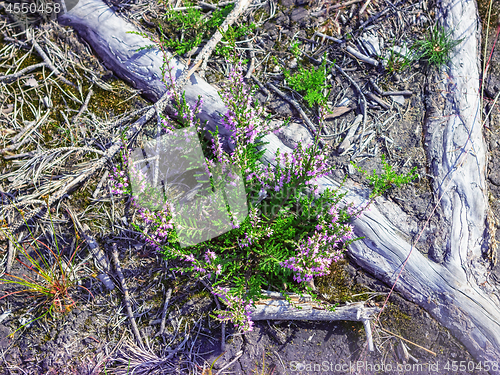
[251, 291, 380, 351]
[58, 0, 500, 369]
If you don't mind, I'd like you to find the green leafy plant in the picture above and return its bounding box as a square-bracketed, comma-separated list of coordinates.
[215, 23, 256, 58]
[109, 51, 417, 335]
[283, 56, 331, 107]
[412, 25, 464, 68]
[161, 2, 254, 57]
[351, 154, 419, 198]
[111, 58, 358, 332]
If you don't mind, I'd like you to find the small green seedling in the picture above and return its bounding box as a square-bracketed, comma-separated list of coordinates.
[283, 55, 332, 107]
[384, 46, 414, 74]
[198, 352, 225, 375]
[412, 25, 463, 68]
[351, 154, 419, 198]
[290, 40, 302, 58]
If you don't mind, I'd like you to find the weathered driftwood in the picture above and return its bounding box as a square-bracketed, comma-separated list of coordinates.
[251, 291, 379, 351]
[58, 0, 235, 151]
[58, 0, 500, 369]
[251, 292, 379, 323]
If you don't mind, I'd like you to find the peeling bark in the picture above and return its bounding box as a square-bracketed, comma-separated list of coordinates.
[58, 0, 500, 370]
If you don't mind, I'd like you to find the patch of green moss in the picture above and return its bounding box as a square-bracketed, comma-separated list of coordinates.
[71, 185, 93, 209]
[377, 300, 430, 347]
[253, 8, 269, 23]
[315, 259, 372, 304]
[86, 80, 136, 117]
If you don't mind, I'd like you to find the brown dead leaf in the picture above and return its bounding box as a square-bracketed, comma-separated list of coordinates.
[325, 106, 351, 120]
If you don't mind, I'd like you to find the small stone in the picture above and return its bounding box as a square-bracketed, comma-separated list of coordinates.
[280, 0, 294, 7]
[291, 8, 309, 23]
[24, 77, 39, 88]
[391, 95, 405, 105]
[288, 58, 298, 69]
[489, 169, 500, 186]
[275, 122, 313, 149]
[42, 96, 52, 108]
[490, 139, 497, 150]
[360, 32, 381, 57]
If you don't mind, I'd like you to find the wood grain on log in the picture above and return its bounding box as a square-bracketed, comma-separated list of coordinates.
[251, 291, 380, 322]
[58, 0, 500, 370]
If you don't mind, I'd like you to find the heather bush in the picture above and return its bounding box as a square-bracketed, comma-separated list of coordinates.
[109, 57, 413, 334]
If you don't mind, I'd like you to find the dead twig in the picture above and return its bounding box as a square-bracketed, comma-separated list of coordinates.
[382, 90, 413, 96]
[334, 65, 367, 157]
[252, 291, 379, 352]
[365, 92, 391, 110]
[250, 74, 271, 103]
[27, 30, 75, 88]
[73, 88, 93, 123]
[176, 0, 252, 87]
[66, 206, 114, 290]
[363, 319, 374, 352]
[337, 114, 363, 154]
[158, 287, 172, 336]
[312, 0, 363, 16]
[376, 325, 436, 356]
[267, 82, 317, 135]
[0, 62, 47, 83]
[111, 243, 144, 349]
[245, 40, 256, 78]
[346, 45, 379, 66]
[314, 31, 343, 44]
[0, 110, 51, 155]
[215, 350, 243, 375]
[6, 237, 14, 274]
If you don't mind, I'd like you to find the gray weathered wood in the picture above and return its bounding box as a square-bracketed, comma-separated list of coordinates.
[58, 0, 500, 370]
[250, 294, 379, 322]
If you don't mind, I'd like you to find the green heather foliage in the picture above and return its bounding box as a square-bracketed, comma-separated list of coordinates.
[110, 36, 417, 332]
[110, 59, 360, 332]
